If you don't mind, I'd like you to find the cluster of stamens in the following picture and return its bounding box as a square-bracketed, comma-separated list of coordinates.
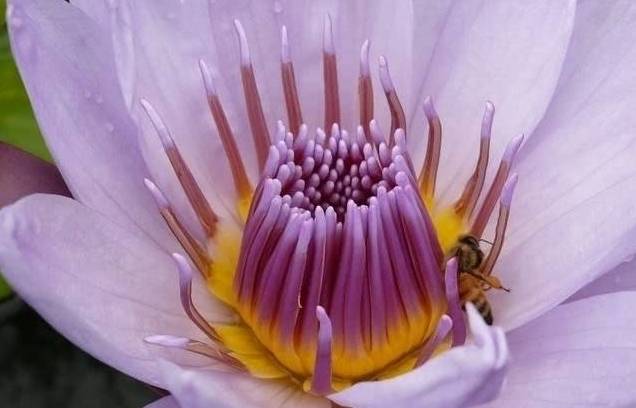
[139, 13, 519, 395]
[266, 122, 412, 220]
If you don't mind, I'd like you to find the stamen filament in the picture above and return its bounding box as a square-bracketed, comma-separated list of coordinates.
[199, 60, 252, 200]
[323, 15, 340, 130]
[145, 335, 242, 369]
[311, 306, 334, 395]
[415, 315, 452, 367]
[358, 40, 373, 140]
[454, 101, 494, 218]
[470, 134, 523, 237]
[141, 100, 219, 237]
[378, 56, 406, 145]
[418, 96, 442, 201]
[481, 174, 518, 277]
[173, 253, 222, 343]
[144, 178, 209, 275]
[281, 26, 304, 135]
[234, 20, 271, 171]
[444, 258, 466, 346]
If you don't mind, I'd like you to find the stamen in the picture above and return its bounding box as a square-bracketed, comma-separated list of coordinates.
[369, 119, 385, 145]
[470, 134, 524, 237]
[144, 178, 209, 275]
[378, 56, 406, 145]
[481, 174, 518, 277]
[454, 101, 494, 218]
[234, 20, 270, 170]
[141, 100, 219, 237]
[280, 26, 304, 134]
[418, 96, 442, 201]
[144, 335, 242, 369]
[322, 14, 340, 130]
[444, 258, 466, 346]
[311, 306, 334, 395]
[172, 253, 221, 343]
[199, 60, 252, 200]
[414, 315, 452, 367]
[233, 125, 446, 379]
[358, 40, 373, 139]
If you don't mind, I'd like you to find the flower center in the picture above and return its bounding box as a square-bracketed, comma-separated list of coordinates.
[141, 15, 521, 395]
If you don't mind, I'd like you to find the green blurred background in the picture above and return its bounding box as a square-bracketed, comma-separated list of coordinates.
[0, 1, 155, 406]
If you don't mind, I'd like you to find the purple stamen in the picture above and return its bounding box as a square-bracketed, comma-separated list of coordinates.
[311, 306, 334, 395]
[444, 258, 466, 346]
[172, 253, 221, 343]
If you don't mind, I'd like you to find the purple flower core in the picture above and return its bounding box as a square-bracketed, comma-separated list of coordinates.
[142, 16, 520, 394]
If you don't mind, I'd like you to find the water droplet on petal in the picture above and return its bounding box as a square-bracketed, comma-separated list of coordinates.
[105, 122, 115, 132]
[273, 1, 283, 13]
[95, 94, 104, 104]
[84, 90, 92, 99]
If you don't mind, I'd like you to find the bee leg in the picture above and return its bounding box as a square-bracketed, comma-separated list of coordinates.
[469, 271, 511, 292]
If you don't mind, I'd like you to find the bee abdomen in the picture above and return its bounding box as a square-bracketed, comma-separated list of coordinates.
[475, 298, 493, 325]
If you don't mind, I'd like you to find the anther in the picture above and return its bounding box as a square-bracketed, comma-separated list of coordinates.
[141, 100, 219, 237]
[199, 60, 252, 201]
[172, 253, 221, 343]
[281, 26, 304, 134]
[144, 179, 209, 275]
[358, 40, 373, 139]
[323, 14, 340, 130]
[470, 134, 524, 237]
[415, 315, 452, 367]
[418, 96, 442, 201]
[144, 335, 242, 369]
[454, 101, 494, 218]
[480, 174, 518, 277]
[311, 306, 334, 396]
[378, 56, 406, 144]
[444, 258, 466, 346]
[234, 20, 270, 170]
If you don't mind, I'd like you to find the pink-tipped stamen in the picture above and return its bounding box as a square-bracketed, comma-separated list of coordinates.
[480, 174, 518, 277]
[144, 178, 209, 274]
[454, 101, 494, 218]
[280, 26, 304, 134]
[141, 99, 219, 237]
[444, 257, 466, 346]
[378, 56, 406, 145]
[470, 134, 524, 237]
[311, 306, 334, 396]
[172, 253, 221, 343]
[199, 60, 252, 200]
[323, 14, 340, 130]
[418, 96, 442, 200]
[234, 19, 271, 170]
[358, 40, 373, 139]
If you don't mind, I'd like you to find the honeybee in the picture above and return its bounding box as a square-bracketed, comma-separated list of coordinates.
[452, 235, 509, 325]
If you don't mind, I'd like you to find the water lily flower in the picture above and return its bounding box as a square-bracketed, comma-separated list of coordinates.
[2, 0, 636, 407]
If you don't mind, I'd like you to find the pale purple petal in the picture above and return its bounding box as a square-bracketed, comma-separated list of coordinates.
[492, 0, 636, 331]
[158, 360, 329, 408]
[329, 305, 508, 408]
[6, 0, 175, 251]
[71, 0, 110, 29]
[409, 0, 576, 204]
[144, 396, 180, 408]
[0, 142, 70, 207]
[117, 0, 239, 233]
[0, 194, 232, 387]
[482, 292, 636, 407]
[568, 257, 636, 302]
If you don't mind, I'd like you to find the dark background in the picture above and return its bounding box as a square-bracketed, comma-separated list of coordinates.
[0, 296, 156, 407]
